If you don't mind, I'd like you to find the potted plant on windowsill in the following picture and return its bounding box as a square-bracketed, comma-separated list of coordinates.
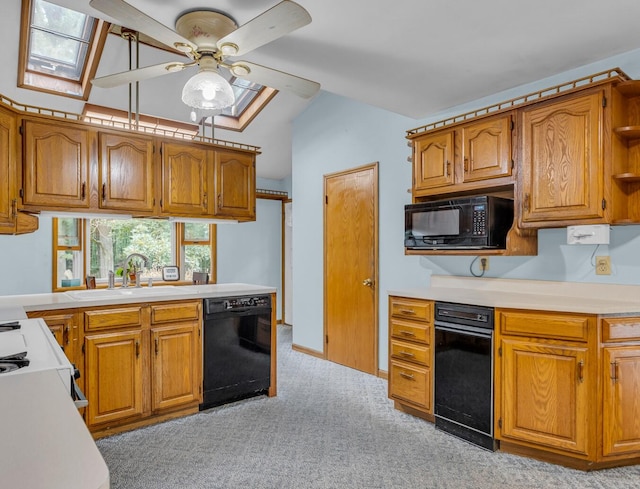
[115, 259, 137, 283]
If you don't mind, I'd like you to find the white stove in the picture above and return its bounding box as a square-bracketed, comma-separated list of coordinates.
[0, 318, 83, 405]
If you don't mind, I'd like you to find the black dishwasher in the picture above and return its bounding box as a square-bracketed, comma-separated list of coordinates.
[200, 295, 272, 410]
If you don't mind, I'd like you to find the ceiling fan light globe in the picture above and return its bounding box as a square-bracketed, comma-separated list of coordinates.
[181, 70, 235, 110]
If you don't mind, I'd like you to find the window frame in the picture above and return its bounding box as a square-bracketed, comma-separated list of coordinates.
[52, 218, 217, 292]
[52, 218, 85, 291]
[18, 0, 110, 100]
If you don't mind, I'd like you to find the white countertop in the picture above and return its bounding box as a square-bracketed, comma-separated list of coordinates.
[0, 283, 277, 312]
[0, 369, 109, 489]
[389, 276, 640, 315]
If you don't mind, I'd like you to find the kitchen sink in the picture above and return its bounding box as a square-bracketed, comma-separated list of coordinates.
[65, 286, 190, 301]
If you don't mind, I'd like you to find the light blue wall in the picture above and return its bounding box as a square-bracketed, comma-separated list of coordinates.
[217, 196, 283, 320]
[0, 217, 52, 295]
[291, 48, 640, 368]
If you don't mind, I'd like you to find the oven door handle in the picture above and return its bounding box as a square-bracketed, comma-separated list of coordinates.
[72, 377, 88, 409]
[435, 322, 493, 339]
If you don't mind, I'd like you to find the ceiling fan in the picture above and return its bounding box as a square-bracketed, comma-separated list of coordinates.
[89, 0, 320, 110]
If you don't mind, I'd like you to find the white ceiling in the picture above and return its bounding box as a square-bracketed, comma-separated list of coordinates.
[12, 1, 640, 180]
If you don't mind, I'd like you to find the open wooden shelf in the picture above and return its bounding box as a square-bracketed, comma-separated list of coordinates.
[613, 172, 640, 182]
[614, 126, 640, 139]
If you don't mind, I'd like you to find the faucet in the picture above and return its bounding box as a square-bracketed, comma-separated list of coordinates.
[121, 253, 150, 288]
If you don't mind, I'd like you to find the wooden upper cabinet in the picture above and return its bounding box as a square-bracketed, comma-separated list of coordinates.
[99, 133, 155, 213]
[22, 119, 91, 208]
[412, 114, 513, 194]
[160, 142, 210, 216]
[461, 115, 512, 182]
[214, 149, 255, 219]
[0, 109, 18, 233]
[520, 90, 605, 226]
[413, 130, 454, 190]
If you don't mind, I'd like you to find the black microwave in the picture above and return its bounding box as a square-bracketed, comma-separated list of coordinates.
[404, 196, 514, 250]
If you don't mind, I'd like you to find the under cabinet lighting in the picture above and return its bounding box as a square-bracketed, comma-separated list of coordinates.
[36, 211, 133, 220]
[167, 217, 238, 224]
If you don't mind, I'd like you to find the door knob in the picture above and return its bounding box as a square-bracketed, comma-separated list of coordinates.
[362, 278, 373, 287]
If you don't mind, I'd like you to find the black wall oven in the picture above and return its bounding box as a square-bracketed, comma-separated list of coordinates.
[434, 301, 496, 451]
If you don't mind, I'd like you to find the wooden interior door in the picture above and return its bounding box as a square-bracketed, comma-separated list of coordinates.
[324, 163, 378, 375]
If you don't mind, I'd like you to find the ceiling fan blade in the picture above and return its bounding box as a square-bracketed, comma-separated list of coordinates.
[92, 61, 191, 88]
[230, 61, 320, 99]
[89, 0, 196, 53]
[217, 1, 311, 57]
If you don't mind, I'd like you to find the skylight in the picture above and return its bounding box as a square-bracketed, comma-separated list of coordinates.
[19, 0, 108, 99]
[28, 0, 94, 81]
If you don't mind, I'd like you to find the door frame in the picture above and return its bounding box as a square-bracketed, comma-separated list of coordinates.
[322, 162, 379, 373]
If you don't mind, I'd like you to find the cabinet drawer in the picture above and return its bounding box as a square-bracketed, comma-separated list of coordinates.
[390, 297, 432, 322]
[151, 301, 200, 324]
[390, 360, 430, 409]
[390, 339, 430, 366]
[602, 317, 640, 342]
[390, 319, 430, 344]
[498, 309, 591, 342]
[85, 306, 144, 331]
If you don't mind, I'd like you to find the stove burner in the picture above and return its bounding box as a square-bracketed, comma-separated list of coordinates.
[0, 321, 21, 333]
[0, 362, 20, 373]
[0, 353, 29, 373]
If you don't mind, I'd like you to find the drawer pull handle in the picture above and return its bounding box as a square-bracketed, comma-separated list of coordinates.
[610, 360, 618, 383]
[398, 309, 416, 315]
[155, 337, 159, 356]
[399, 372, 414, 380]
[399, 330, 416, 337]
[399, 351, 415, 358]
[135, 340, 140, 358]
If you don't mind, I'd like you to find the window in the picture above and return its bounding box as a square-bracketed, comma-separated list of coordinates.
[52, 217, 216, 291]
[178, 222, 216, 282]
[53, 218, 84, 289]
[19, 0, 109, 99]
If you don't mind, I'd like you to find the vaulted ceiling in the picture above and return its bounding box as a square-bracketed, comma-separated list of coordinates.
[6, 0, 640, 179]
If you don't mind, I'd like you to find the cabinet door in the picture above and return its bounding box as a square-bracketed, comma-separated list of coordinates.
[213, 150, 255, 219]
[500, 338, 592, 456]
[161, 142, 210, 216]
[99, 133, 155, 212]
[520, 91, 604, 224]
[413, 130, 455, 190]
[85, 330, 144, 426]
[152, 323, 201, 411]
[462, 115, 512, 182]
[22, 120, 90, 208]
[603, 346, 640, 456]
[0, 109, 17, 233]
[41, 313, 73, 359]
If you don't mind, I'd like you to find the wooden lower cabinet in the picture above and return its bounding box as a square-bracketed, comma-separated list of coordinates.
[500, 338, 592, 456]
[150, 301, 202, 411]
[388, 296, 434, 419]
[85, 329, 145, 427]
[496, 310, 640, 469]
[81, 300, 202, 435]
[601, 317, 640, 460]
[27, 309, 80, 366]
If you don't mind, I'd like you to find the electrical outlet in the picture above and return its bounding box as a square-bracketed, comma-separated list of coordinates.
[480, 257, 489, 272]
[596, 256, 611, 275]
